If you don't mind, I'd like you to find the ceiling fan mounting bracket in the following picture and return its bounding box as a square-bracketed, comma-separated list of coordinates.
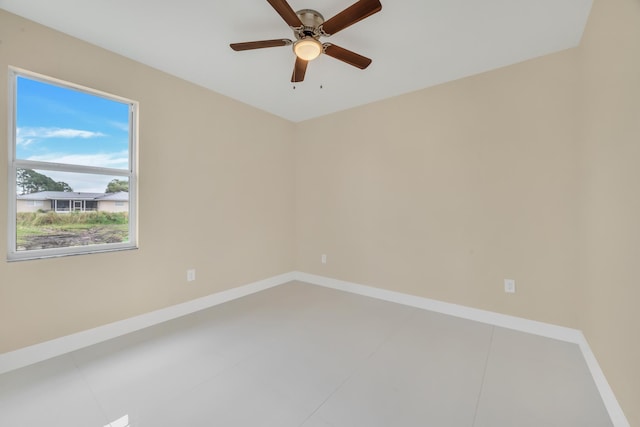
[292, 9, 325, 40]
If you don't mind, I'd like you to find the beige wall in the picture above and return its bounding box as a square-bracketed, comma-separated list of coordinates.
[2, 0, 639, 423]
[580, 0, 640, 424]
[295, 0, 639, 423]
[296, 48, 584, 328]
[0, 10, 296, 353]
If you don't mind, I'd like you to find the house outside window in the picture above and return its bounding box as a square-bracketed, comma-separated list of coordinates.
[8, 68, 138, 260]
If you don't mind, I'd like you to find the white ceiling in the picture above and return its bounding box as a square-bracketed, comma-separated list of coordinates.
[0, 0, 593, 122]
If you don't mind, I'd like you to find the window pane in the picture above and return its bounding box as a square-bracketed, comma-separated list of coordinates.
[15, 76, 130, 170]
[15, 169, 130, 252]
[9, 69, 137, 261]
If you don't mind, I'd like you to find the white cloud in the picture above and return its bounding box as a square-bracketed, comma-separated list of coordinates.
[27, 151, 129, 170]
[109, 121, 130, 132]
[16, 127, 106, 145]
[18, 138, 37, 147]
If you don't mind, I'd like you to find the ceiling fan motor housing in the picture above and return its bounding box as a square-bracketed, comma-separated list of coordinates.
[294, 9, 324, 39]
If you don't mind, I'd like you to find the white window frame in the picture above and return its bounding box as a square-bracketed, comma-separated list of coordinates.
[7, 67, 138, 261]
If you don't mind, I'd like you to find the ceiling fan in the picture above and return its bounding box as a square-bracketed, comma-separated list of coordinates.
[230, 0, 382, 83]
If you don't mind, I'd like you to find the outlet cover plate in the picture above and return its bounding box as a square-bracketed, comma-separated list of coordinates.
[504, 279, 516, 293]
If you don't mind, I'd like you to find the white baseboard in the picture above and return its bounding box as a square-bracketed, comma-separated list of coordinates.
[292, 271, 629, 427]
[0, 271, 297, 375]
[294, 272, 583, 342]
[577, 336, 630, 427]
[0, 270, 628, 426]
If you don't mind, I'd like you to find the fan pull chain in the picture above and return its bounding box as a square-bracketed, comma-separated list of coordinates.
[292, 84, 325, 90]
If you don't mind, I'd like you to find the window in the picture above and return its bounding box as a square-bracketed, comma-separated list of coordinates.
[8, 68, 138, 260]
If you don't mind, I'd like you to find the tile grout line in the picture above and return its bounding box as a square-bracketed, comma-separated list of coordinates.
[67, 318, 265, 427]
[471, 325, 496, 427]
[68, 352, 113, 427]
[296, 307, 419, 427]
[295, 274, 628, 426]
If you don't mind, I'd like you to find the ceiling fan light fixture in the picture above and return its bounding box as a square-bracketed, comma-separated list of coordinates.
[293, 38, 322, 61]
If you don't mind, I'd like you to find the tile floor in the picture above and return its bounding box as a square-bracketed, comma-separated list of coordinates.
[0, 281, 612, 426]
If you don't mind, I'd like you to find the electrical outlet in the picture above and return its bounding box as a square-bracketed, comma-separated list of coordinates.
[187, 269, 196, 282]
[504, 279, 516, 293]
[321, 254, 327, 264]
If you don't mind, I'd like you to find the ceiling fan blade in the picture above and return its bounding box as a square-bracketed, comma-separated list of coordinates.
[230, 39, 292, 51]
[323, 44, 372, 69]
[321, 0, 382, 36]
[266, 0, 303, 27]
[291, 57, 308, 82]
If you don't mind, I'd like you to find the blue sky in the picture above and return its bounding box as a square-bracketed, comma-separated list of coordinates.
[16, 75, 130, 192]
